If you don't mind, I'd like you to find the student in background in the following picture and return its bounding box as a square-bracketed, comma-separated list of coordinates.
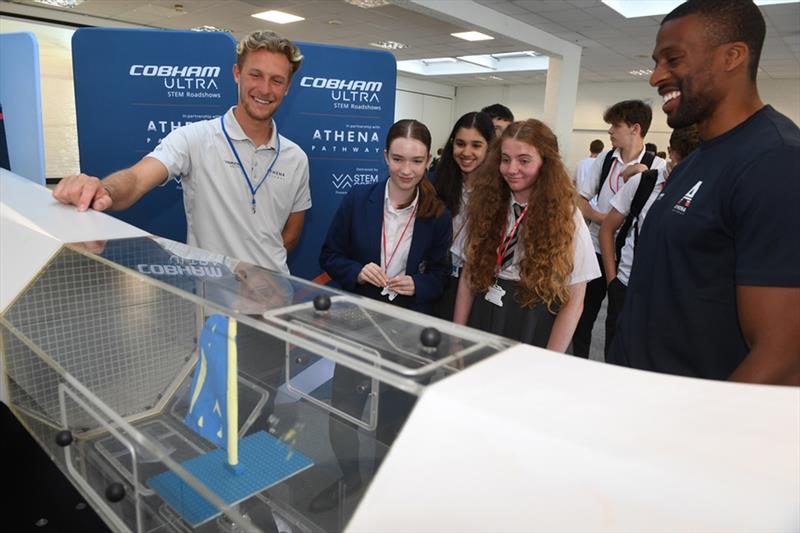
[573, 99, 667, 359]
[575, 138, 604, 186]
[431, 111, 495, 320]
[645, 142, 658, 154]
[599, 125, 701, 355]
[428, 147, 443, 174]
[453, 119, 599, 351]
[481, 103, 515, 136]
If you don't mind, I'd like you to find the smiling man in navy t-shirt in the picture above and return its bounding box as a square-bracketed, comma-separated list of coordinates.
[608, 0, 800, 385]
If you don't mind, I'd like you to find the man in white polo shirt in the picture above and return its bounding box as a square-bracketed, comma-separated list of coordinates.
[54, 31, 311, 275]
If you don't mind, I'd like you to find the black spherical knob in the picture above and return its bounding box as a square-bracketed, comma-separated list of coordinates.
[105, 482, 125, 503]
[420, 327, 441, 349]
[55, 430, 73, 447]
[313, 294, 331, 312]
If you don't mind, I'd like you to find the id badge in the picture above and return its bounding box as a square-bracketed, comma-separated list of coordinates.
[380, 286, 398, 302]
[485, 283, 505, 307]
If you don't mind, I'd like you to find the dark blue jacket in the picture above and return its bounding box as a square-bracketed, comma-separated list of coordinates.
[319, 180, 452, 314]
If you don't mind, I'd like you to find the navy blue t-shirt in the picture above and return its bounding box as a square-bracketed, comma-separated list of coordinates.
[608, 106, 800, 380]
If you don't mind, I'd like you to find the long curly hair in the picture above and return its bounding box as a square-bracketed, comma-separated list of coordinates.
[464, 119, 577, 311]
[432, 112, 495, 217]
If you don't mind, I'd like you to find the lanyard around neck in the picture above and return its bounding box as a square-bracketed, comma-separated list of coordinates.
[220, 115, 281, 213]
[382, 203, 417, 273]
[495, 203, 529, 274]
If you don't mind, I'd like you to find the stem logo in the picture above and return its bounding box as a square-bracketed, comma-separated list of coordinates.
[331, 172, 380, 194]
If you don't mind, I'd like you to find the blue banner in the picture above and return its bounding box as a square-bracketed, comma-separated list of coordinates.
[275, 43, 396, 280]
[72, 29, 237, 242]
[72, 31, 395, 281]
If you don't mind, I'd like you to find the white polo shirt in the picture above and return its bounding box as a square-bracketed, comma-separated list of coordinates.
[578, 147, 666, 253]
[146, 107, 311, 274]
[609, 167, 668, 285]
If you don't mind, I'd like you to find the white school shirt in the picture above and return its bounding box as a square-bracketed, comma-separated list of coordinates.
[574, 155, 597, 186]
[449, 186, 471, 269]
[381, 181, 418, 281]
[609, 167, 668, 285]
[578, 147, 666, 253]
[497, 196, 600, 286]
[146, 106, 311, 274]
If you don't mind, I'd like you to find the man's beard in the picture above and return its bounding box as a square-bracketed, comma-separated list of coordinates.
[667, 76, 716, 129]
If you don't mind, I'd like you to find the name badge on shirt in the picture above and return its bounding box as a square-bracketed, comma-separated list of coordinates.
[485, 283, 505, 307]
[381, 286, 398, 302]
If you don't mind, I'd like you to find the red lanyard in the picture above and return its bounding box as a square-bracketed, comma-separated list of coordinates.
[382, 204, 417, 272]
[607, 159, 621, 194]
[495, 204, 529, 273]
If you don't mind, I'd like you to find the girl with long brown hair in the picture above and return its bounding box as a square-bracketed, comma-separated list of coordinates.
[320, 119, 451, 313]
[313, 120, 452, 513]
[453, 119, 599, 351]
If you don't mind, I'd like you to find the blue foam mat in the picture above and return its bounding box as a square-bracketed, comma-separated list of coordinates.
[147, 431, 313, 527]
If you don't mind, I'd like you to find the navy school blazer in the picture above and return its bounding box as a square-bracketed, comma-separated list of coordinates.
[319, 180, 452, 314]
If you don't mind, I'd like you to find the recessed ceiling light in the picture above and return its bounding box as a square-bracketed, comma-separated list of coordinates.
[451, 31, 494, 42]
[370, 40, 409, 50]
[251, 10, 305, 24]
[628, 69, 653, 76]
[327, 19, 343, 25]
[488, 75, 504, 81]
[344, 0, 391, 8]
[32, 0, 85, 7]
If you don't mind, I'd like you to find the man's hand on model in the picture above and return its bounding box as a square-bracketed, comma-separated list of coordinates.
[53, 174, 112, 212]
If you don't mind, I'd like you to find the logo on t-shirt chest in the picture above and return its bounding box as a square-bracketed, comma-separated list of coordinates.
[672, 180, 703, 214]
[269, 169, 287, 180]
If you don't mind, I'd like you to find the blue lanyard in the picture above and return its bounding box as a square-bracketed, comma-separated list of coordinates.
[220, 115, 281, 213]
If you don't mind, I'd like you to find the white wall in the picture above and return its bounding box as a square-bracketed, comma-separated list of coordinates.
[452, 77, 800, 173]
[395, 76, 455, 154]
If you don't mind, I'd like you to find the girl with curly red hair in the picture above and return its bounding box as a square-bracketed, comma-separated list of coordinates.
[453, 119, 600, 351]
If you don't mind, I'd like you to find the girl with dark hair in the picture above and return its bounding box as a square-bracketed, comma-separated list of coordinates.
[453, 119, 599, 351]
[431, 111, 495, 319]
[313, 120, 451, 514]
[320, 119, 451, 312]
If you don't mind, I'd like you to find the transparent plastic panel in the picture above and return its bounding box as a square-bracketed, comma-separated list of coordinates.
[3, 245, 195, 431]
[1, 237, 515, 532]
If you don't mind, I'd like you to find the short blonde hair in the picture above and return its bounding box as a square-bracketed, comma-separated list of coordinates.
[236, 31, 303, 77]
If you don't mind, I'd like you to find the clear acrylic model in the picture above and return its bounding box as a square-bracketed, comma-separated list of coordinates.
[1, 236, 513, 533]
